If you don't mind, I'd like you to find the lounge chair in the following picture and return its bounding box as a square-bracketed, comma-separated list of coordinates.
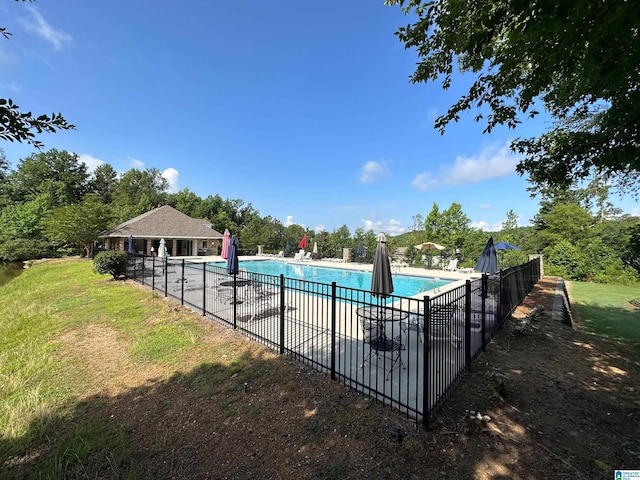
[237, 280, 288, 322]
[276, 251, 284, 258]
[442, 259, 458, 271]
[293, 249, 305, 261]
[302, 252, 312, 261]
[407, 303, 461, 348]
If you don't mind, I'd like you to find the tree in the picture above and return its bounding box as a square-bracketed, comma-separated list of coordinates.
[89, 163, 118, 204]
[8, 149, 89, 205]
[44, 194, 113, 257]
[112, 168, 168, 222]
[387, 0, 640, 192]
[1, 5, 74, 149]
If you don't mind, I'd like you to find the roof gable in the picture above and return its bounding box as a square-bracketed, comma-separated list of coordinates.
[102, 205, 223, 239]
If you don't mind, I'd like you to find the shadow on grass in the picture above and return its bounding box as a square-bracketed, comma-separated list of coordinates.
[573, 302, 640, 343]
[0, 350, 415, 480]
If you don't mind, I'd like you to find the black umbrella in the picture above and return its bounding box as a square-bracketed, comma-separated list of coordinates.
[475, 236, 498, 274]
[227, 236, 239, 275]
[371, 233, 394, 299]
[285, 239, 291, 254]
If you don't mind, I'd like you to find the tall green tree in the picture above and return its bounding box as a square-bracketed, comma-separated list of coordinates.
[112, 168, 168, 222]
[43, 194, 113, 257]
[8, 149, 89, 205]
[89, 163, 118, 204]
[387, 0, 640, 192]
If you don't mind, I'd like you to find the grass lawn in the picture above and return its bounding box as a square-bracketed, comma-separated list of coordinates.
[2, 261, 639, 479]
[568, 281, 640, 343]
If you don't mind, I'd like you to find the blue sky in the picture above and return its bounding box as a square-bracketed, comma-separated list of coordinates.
[1, 1, 637, 235]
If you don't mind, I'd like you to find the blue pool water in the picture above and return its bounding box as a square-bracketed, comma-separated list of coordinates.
[208, 260, 451, 298]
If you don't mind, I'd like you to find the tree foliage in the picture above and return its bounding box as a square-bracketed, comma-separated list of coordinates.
[44, 195, 113, 257]
[1, 4, 75, 149]
[387, 0, 640, 191]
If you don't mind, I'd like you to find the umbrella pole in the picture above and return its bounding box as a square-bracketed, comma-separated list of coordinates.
[232, 272, 237, 329]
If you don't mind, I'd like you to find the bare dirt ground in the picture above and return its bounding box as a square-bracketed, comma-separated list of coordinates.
[28, 276, 640, 478]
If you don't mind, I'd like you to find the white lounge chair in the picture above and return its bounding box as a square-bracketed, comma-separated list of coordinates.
[293, 249, 304, 261]
[442, 259, 458, 271]
[276, 251, 284, 258]
[302, 252, 312, 261]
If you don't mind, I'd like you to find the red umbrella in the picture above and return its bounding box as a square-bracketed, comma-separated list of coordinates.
[220, 229, 231, 259]
[298, 234, 308, 249]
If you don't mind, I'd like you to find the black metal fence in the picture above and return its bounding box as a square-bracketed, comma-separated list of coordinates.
[126, 254, 541, 427]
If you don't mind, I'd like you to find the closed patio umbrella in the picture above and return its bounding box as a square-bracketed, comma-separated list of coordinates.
[221, 229, 231, 259]
[371, 233, 394, 299]
[227, 236, 239, 275]
[475, 237, 498, 273]
[285, 239, 290, 254]
[298, 234, 308, 250]
[127, 235, 136, 254]
[313, 241, 318, 254]
[158, 238, 168, 258]
[356, 241, 365, 260]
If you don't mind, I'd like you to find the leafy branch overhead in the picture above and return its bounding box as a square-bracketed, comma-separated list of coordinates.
[386, 0, 640, 192]
[1, 2, 75, 149]
[0, 99, 75, 149]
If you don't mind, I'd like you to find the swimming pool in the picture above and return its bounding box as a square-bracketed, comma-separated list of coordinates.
[208, 260, 451, 298]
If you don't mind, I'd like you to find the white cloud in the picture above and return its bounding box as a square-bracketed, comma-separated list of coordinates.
[359, 160, 391, 184]
[471, 220, 489, 231]
[20, 6, 72, 51]
[314, 224, 325, 233]
[0, 82, 20, 93]
[411, 141, 520, 191]
[361, 218, 405, 235]
[446, 143, 519, 185]
[162, 167, 179, 193]
[411, 172, 440, 192]
[478, 204, 492, 210]
[128, 157, 145, 169]
[78, 154, 104, 172]
[285, 215, 296, 226]
[471, 220, 503, 231]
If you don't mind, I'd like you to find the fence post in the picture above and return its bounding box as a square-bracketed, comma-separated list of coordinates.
[481, 274, 487, 351]
[279, 275, 285, 354]
[180, 259, 185, 305]
[330, 282, 337, 381]
[151, 255, 156, 291]
[232, 274, 237, 330]
[164, 258, 168, 297]
[422, 295, 430, 429]
[202, 262, 206, 316]
[465, 280, 472, 369]
[498, 269, 504, 324]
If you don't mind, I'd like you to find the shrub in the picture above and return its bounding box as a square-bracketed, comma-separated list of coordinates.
[93, 251, 127, 279]
[0, 238, 56, 261]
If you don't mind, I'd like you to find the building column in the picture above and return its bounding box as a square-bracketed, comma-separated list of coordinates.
[172, 239, 178, 256]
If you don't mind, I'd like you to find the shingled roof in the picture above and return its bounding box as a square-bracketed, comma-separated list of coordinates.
[101, 205, 223, 239]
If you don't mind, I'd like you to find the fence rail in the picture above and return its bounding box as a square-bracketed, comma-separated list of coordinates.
[126, 254, 541, 427]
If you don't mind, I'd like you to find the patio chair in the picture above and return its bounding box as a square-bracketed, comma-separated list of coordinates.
[302, 252, 312, 261]
[359, 316, 404, 380]
[408, 303, 461, 348]
[442, 259, 458, 271]
[237, 280, 288, 322]
[293, 249, 304, 261]
[276, 251, 284, 258]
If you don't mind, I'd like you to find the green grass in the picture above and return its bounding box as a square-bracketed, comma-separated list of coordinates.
[568, 281, 640, 343]
[0, 258, 247, 477]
